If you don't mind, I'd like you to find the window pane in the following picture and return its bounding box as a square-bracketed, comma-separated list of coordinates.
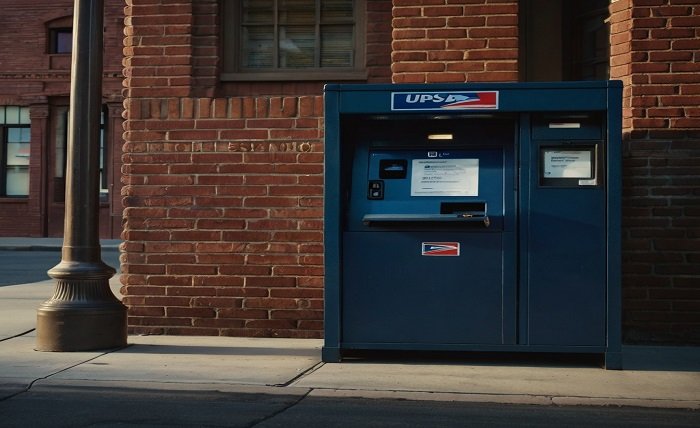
[55, 107, 68, 178]
[20, 107, 30, 124]
[279, 26, 315, 68]
[8, 127, 30, 143]
[321, 0, 353, 21]
[7, 127, 20, 142]
[56, 30, 72, 54]
[6, 166, 29, 196]
[7, 126, 30, 167]
[577, 10, 609, 80]
[279, 0, 315, 25]
[7, 142, 30, 166]
[321, 25, 353, 67]
[100, 115, 108, 193]
[242, 26, 274, 68]
[5, 106, 19, 124]
[242, 0, 274, 24]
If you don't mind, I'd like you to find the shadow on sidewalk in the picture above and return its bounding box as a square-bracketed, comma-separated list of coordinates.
[121, 343, 319, 358]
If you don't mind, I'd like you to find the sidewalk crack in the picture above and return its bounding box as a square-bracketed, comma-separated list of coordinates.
[0, 328, 35, 342]
[271, 361, 325, 388]
[245, 388, 313, 428]
[0, 344, 130, 403]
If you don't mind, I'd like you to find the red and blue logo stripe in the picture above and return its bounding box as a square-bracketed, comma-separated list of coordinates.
[392, 91, 499, 111]
[421, 242, 460, 256]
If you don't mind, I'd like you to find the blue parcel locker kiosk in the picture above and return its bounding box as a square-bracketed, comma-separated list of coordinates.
[323, 82, 623, 369]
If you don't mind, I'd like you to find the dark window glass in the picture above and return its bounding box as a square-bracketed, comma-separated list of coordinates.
[51, 28, 72, 54]
[520, 0, 610, 81]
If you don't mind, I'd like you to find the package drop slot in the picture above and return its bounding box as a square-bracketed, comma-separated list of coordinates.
[362, 201, 489, 227]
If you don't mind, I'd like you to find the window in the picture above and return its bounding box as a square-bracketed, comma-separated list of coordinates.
[222, 0, 366, 81]
[99, 110, 108, 195]
[568, 3, 610, 80]
[0, 107, 31, 197]
[520, 0, 610, 81]
[50, 28, 73, 54]
[54, 106, 108, 202]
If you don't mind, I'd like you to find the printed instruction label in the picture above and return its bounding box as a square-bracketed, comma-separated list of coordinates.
[543, 150, 592, 179]
[411, 158, 479, 196]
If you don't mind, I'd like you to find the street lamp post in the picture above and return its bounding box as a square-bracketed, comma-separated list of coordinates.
[36, 0, 127, 351]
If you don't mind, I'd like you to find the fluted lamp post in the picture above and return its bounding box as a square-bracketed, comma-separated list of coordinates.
[36, 0, 126, 351]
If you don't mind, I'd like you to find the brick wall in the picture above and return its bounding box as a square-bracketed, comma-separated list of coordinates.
[121, 95, 326, 337]
[391, 0, 518, 83]
[121, 0, 391, 336]
[610, 0, 700, 344]
[123, 0, 700, 344]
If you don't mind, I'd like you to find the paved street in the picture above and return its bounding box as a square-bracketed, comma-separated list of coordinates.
[0, 250, 58, 286]
[1, 383, 699, 428]
[0, 246, 120, 287]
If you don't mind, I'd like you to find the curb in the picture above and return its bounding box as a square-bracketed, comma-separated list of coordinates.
[23, 380, 700, 411]
[0, 244, 120, 252]
[0, 246, 119, 252]
[308, 389, 700, 410]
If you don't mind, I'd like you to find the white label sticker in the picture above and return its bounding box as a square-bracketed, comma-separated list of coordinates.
[411, 158, 479, 196]
[543, 150, 592, 179]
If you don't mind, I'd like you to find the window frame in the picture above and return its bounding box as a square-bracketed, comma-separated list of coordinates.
[99, 107, 108, 197]
[1, 124, 32, 198]
[49, 27, 73, 55]
[221, 0, 367, 82]
[0, 107, 31, 198]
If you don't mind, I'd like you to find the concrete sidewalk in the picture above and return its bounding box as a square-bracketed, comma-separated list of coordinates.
[1, 278, 699, 414]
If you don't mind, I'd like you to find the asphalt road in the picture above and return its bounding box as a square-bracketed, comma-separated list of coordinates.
[0, 250, 120, 286]
[0, 384, 698, 428]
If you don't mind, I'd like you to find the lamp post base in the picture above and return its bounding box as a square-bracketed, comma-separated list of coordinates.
[36, 262, 127, 352]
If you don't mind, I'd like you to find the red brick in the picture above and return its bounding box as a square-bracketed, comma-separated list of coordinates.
[393, 17, 447, 28]
[270, 310, 323, 320]
[219, 308, 269, 320]
[423, 6, 463, 17]
[392, 39, 446, 50]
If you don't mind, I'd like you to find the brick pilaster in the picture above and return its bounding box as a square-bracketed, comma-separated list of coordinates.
[610, 0, 700, 344]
